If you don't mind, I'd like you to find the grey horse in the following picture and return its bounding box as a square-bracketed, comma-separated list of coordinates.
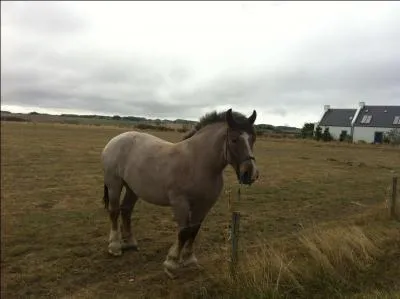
[101, 108, 259, 276]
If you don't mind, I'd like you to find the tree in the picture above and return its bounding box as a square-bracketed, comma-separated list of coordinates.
[314, 126, 322, 141]
[322, 127, 333, 142]
[339, 130, 347, 142]
[384, 128, 400, 145]
[301, 123, 315, 139]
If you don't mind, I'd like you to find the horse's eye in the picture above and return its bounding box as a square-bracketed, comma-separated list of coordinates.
[232, 138, 238, 143]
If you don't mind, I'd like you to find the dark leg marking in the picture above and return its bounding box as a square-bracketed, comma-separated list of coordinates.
[189, 223, 201, 241]
[182, 223, 201, 259]
[109, 206, 120, 231]
[120, 184, 138, 251]
[103, 184, 109, 209]
[179, 226, 194, 246]
[107, 183, 123, 256]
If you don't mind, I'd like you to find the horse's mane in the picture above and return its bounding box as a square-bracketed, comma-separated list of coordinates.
[182, 110, 249, 140]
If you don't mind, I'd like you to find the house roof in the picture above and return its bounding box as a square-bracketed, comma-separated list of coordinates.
[319, 109, 356, 127]
[354, 105, 400, 128]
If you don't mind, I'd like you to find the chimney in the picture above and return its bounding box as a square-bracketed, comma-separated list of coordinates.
[359, 101, 365, 108]
[324, 105, 330, 112]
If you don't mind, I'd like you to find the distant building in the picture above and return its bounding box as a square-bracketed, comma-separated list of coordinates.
[315, 102, 400, 143]
[316, 105, 356, 140]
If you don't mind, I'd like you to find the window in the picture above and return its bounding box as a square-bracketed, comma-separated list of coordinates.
[361, 115, 372, 124]
[394, 116, 400, 125]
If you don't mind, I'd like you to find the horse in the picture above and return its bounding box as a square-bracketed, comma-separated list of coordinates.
[101, 108, 259, 276]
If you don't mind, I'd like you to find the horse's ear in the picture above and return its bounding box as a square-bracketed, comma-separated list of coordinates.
[226, 108, 236, 128]
[248, 110, 257, 124]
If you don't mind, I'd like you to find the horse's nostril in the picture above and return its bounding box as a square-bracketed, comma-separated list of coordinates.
[241, 171, 252, 183]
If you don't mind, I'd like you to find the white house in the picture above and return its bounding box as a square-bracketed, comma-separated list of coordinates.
[315, 105, 356, 140]
[316, 102, 400, 143]
[352, 102, 400, 143]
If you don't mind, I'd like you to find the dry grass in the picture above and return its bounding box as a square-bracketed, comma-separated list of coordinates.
[191, 221, 400, 299]
[1, 121, 400, 299]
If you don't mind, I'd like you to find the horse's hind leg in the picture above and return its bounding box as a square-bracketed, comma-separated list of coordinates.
[120, 183, 138, 251]
[105, 177, 123, 256]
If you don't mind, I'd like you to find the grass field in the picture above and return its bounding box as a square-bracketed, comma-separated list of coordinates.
[1, 121, 400, 299]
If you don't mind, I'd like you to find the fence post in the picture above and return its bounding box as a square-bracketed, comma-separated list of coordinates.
[230, 211, 240, 278]
[391, 175, 398, 219]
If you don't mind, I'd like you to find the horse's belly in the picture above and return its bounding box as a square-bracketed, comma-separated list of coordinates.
[141, 195, 171, 206]
[125, 178, 170, 206]
[137, 187, 170, 206]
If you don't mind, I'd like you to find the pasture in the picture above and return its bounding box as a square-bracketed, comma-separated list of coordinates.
[1, 121, 400, 298]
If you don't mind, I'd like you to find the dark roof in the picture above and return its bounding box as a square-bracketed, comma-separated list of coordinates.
[354, 105, 400, 128]
[319, 109, 356, 127]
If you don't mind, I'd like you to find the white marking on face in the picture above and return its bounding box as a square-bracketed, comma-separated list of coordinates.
[240, 132, 258, 180]
[240, 132, 252, 154]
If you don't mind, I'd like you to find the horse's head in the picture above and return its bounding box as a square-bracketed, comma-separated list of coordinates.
[225, 108, 259, 185]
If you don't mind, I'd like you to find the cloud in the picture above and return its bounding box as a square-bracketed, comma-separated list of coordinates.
[2, 1, 86, 34]
[1, 1, 400, 127]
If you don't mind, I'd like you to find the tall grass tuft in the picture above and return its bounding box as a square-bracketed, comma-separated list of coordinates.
[193, 225, 388, 299]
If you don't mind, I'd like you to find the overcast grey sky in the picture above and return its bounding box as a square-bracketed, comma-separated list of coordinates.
[1, 1, 400, 127]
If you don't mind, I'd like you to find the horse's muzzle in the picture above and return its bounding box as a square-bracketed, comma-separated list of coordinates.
[237, 160, 259, 185]
[239, 170, 259, 185]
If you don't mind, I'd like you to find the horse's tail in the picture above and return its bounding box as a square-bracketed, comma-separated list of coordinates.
[103, 184, 109, 210]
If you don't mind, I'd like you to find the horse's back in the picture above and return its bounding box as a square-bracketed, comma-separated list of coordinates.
[102, 130, 171, 163]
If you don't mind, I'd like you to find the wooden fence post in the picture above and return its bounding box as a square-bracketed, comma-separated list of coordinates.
[391, 175, 398, 219]
[230, 211, 240, 278]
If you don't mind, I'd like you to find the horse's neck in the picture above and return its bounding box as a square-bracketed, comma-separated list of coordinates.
[187, 123, 228, 174]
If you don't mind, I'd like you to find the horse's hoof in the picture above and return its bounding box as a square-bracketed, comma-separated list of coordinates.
[164, 268, 178, 279]
[108, 242, 122, 256]
[163, 259, 180, 271]
[163, 259, 180, 279]
[183, 255, 203, 269]
[108, 248, 122, 256]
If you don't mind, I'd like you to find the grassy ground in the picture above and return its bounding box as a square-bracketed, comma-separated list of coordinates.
[1, 121, 399, 299]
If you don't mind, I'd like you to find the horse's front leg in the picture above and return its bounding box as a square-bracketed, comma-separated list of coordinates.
[163, 197, 192, 277]
[181, 208, 208, 269]
[181, 223, 202, 268]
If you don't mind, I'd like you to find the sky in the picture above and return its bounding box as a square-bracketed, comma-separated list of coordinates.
[1, 1, 400, 127]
